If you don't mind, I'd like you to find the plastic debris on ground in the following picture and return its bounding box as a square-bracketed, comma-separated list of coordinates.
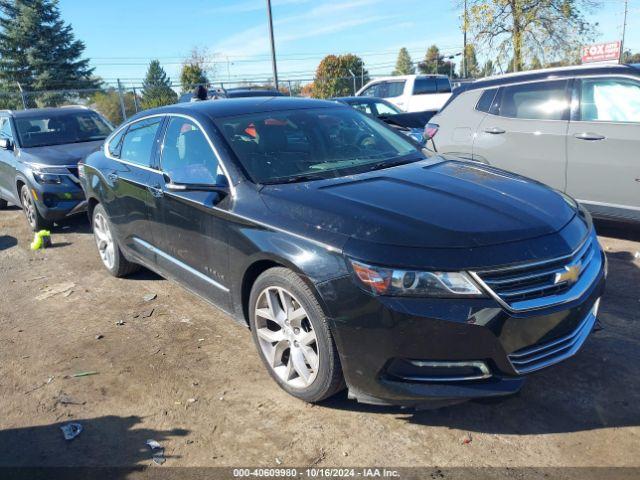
[30, 230, 52, 250]
[72, 371, 98, 378]
[143, 293, 157, 302]
[462, 432, 472, 445]
[146, 439, 166, 465]
[60, 423, 82, 441]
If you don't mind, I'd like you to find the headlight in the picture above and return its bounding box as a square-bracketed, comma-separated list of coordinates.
[32, 167, 64, 185]
[349, 259, 484, 297]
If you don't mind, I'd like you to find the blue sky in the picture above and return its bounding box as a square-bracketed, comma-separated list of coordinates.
[58, 0, 638, 89]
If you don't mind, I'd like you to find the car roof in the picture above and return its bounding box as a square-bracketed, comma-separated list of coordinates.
[130, 97, 344, 122]
[224, 89, 283, 97]
[460, 63, 639, 92]
[368, 74, 448, 82]
[3, 106, 92, 118]
[441, 63, 640, 111]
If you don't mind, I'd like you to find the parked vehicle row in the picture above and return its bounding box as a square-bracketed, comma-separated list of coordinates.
[178, 86, 284, 103]
[428, 63, 640, 223]
[75, 97, 605, 407]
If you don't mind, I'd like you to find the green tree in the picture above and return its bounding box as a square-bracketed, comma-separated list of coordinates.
[623, 51, 640, 64]
[179, 48, 210, 93]
[417, 45, 457, 77]
[392, 47, 415, 75]
[529, 55, 543, 70]
[91, 88, 139, 125]
[418, 45, 442, 74]
[467, 0, 599, 72]
[311, 54, 369, 99]
[0, 0, 98, 107]
[480, 59, 494, 77]
[180, 64, 208, 93]
[141, 60, 177, 109]
[463, 44, 480, 78]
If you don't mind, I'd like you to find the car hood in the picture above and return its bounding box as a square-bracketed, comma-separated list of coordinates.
[259, 159, 577, 250]
[19, 141, 104, 167]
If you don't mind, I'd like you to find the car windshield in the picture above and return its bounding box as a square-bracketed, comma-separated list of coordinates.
[15, 111, 113, 148]
[215, 107, 422, 184]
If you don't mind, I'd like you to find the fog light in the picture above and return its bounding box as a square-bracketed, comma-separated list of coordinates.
[386, 359, 492, 382]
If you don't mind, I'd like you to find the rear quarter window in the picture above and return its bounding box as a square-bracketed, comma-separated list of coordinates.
[476, 88, 498, 113]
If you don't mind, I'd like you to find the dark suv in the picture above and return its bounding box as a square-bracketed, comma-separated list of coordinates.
[0, 106, 113, 230]
[79, 98, 606, 407]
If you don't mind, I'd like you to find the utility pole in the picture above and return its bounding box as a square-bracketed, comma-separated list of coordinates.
[348, 69, 356, 95]
[266, 0, 279, 90]
[462, 0, 468, 78]
[620, 0, 628, 63]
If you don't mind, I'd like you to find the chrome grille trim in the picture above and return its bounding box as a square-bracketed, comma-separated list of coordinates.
[508, 299, 599, 375]
[469, 232, 603, 312]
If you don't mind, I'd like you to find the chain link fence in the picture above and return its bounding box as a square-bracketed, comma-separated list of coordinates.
[0, 73, 467, 127]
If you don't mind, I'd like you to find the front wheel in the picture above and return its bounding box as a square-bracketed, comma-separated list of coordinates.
[249, 267, 344, 403]
[92, 203, 139, 277]
[20, 185, 52, 231]
[0, 198, 7, 209]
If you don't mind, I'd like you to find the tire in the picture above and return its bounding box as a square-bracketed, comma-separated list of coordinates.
[20, 184, 52, 231]
[249, 267, 344, 403]
[0, 198, 7, 209]
[91, 203, 139, 277]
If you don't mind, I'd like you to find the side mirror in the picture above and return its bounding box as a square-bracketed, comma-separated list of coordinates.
[163, 173, 230, 196]
[0, 138, 13, 151]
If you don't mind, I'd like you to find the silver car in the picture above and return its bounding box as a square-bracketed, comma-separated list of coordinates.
[427, 64, 640, 223]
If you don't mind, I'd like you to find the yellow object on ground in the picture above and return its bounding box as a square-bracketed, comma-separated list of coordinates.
[30, 230, 51, 250]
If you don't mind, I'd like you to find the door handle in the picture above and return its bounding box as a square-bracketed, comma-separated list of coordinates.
[107, 172, 118, 182]
[483, 127, 506, 134]
[147, 184, 164, 198]
[574, 132, 605, 141]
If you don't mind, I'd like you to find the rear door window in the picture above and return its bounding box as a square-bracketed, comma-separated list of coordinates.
[120, 117, 163, 167]
[496, 80, 569, 120]
[413, 77, 437, 95]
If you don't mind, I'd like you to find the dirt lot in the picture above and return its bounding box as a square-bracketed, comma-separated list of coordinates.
[1, 206, 639, 474]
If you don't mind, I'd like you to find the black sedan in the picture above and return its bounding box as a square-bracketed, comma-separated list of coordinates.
[78, 97, 605, 407]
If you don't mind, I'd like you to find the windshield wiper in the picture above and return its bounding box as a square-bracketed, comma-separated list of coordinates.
[263, 173, 325, 185]
[366, 155, 422, 173]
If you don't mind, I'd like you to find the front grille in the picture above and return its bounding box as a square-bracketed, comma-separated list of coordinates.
[508, 299, 599, 374]
[473, 233, 601, 311]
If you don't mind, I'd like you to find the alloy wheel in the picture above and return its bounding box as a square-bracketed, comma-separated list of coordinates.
[93, 212, 115, 270]
[21, 188, 36, 228]
[254, 286, 320, 389]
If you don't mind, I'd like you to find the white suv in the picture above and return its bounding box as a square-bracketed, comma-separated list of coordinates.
[427, 64, 640, 223]
[356, 75, 452, 112]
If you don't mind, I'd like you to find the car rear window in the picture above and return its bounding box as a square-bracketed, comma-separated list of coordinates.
[436, 77, 452, 93]
[413, 77, 437, 95]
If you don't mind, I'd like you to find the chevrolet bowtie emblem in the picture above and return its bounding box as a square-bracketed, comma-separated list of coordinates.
[555, 264, 581, 285]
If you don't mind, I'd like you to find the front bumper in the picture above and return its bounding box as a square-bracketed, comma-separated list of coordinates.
[29, 180, 86, 221]
[317, 255, 606, 407]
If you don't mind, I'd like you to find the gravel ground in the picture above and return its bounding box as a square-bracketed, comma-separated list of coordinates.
[1, 206, 639, 475]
